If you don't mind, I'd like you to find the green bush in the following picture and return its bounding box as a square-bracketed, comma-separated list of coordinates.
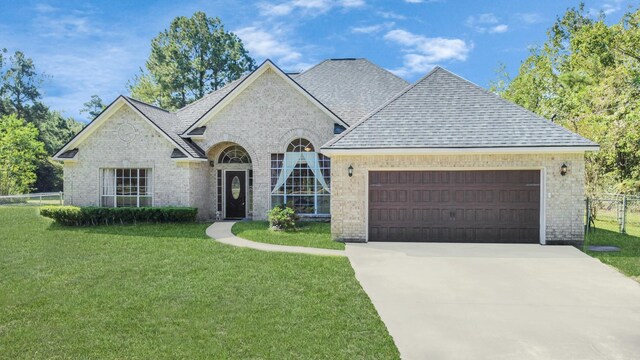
[40, 206, 198, 226]
[267, 205, 298, 231]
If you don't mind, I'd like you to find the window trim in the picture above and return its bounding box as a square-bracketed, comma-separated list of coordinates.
[270, 151, 331, 216]
[99, 168, 153, 208]
[218, 145, 252, 164]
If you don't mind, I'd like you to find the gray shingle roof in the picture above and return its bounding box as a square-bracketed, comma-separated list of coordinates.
[324, 67, 598, 150]
[294, 59, 409, 125]
[115, 59, 412, 159]
[124, 97, 205, 158]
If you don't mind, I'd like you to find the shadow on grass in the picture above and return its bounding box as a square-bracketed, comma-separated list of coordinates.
[45, 221, 210, 240]
[585, 223, 640, 279]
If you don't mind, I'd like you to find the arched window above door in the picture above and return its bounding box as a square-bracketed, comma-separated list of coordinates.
[218, 145, 251, 164]
[287, 138, 314, 153]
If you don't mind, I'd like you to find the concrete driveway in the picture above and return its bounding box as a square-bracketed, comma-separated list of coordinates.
[346, 243, 640, 360]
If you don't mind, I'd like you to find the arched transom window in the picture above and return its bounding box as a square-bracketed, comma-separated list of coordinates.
[287, 138, 314, 152]
[218, 145, 251, 164]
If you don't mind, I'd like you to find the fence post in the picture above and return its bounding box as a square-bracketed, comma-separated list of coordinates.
[39, 194, 42, 206]
[59, 191, 63, 206]
[621, 195, 627, 234]
[585, 197, 590, 235]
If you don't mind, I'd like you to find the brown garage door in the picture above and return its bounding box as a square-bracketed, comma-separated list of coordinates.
[368, 170, 540, 243]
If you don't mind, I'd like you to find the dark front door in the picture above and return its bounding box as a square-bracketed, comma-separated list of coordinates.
[225, 171, 246, 219]
[368, 170, 540, 243]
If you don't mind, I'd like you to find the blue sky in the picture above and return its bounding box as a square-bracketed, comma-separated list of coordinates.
[0, 0, 636, 121]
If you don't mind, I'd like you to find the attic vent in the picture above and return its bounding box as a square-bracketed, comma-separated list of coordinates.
[188, 126, 206, 136]
[170, 148, 187, 159]
[334, 123, 347, 134]
[330, 58, 357, 61]
[59, 148, 79, 159]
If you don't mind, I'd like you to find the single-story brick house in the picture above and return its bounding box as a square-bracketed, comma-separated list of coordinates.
[54, 58, 598, 245]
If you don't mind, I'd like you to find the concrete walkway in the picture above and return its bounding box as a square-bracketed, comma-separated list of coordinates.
[206, 221, 345, 257]
[346, 242, 640, 360]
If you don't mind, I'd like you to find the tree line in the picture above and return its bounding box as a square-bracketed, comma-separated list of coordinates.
[493, 4, 640, 194]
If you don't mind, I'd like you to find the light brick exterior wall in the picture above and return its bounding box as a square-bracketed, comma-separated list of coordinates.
[63, 106, 208, 218]
[63, 69, 337, 221]
[329, 153, 586, 245]
[195, 68, 337, 220]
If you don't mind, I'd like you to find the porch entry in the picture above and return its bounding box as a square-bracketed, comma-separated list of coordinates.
[225, 171, 246, 219]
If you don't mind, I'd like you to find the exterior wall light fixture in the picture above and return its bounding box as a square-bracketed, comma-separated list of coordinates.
[348, 165, 354, 177]
[560, 163, 568, 176]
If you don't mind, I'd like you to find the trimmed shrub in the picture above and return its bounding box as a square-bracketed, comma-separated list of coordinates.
[267, 205, 298, 231]
[40, 206, 198, 226]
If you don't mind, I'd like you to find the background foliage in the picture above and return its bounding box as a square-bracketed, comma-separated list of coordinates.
[493, 4, 640, 194]
[0, 49, 84, 193]
[129, 12, 256, 110]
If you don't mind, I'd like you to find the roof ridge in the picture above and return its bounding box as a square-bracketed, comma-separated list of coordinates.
[294, 59, 329, 78]
[125, 96, 171, 113]
[322, 66, 441, 149]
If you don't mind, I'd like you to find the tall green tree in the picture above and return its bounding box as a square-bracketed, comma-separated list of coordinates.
[129, 12, 256, 109]
[0, 50, 84, 191]
[493, 4, 640, 193]
[0, 114, 46, 195]
[80, 94, 106, 120]
[1, 50, 43, 119]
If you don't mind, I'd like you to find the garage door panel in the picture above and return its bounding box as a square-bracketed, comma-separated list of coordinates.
[369, 170, 540, 243]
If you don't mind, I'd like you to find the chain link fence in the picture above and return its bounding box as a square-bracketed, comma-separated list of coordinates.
[586, 194, 640, 234]
[0, 192, 64, 206]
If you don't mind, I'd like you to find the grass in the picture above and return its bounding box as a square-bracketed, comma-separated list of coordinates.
[0, 207, 397, 359]
[585, 216, 640, 282]
[232, 220, 344, 250]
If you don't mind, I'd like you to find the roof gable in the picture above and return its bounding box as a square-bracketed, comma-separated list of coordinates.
[53, 96, 205, 161]
[182, 60, 347, 135]
[323, 66, 598, 153]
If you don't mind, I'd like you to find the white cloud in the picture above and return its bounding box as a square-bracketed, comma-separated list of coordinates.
[351, 22, 395, 34]
[488, 24, 508, 34]
[514, 12, 543, 24]
[34, 3, 57, 13]
[377, 10, 407, 20]
[340, 0, 365, 8]
[234, 26, 314, 72]
[404, 0, 424, 3]
[258, 0, 365, 17]
[384, 29, 472, 77]
[589, 0, 626, 16]
[465, 13, 508, 34]
[0, 4, 148, 121]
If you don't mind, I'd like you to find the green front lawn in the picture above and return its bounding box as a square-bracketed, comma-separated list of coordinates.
[232, 220, 344, 250]
[0, 207, 397, 359]
[585, 218, 640, 282]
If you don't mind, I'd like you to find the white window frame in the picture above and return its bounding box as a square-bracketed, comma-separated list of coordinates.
[270, 147, 331, 215]
[99, 168, 153, 208]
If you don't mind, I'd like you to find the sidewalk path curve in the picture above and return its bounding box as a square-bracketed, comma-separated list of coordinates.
[206, 221, 345, 257]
